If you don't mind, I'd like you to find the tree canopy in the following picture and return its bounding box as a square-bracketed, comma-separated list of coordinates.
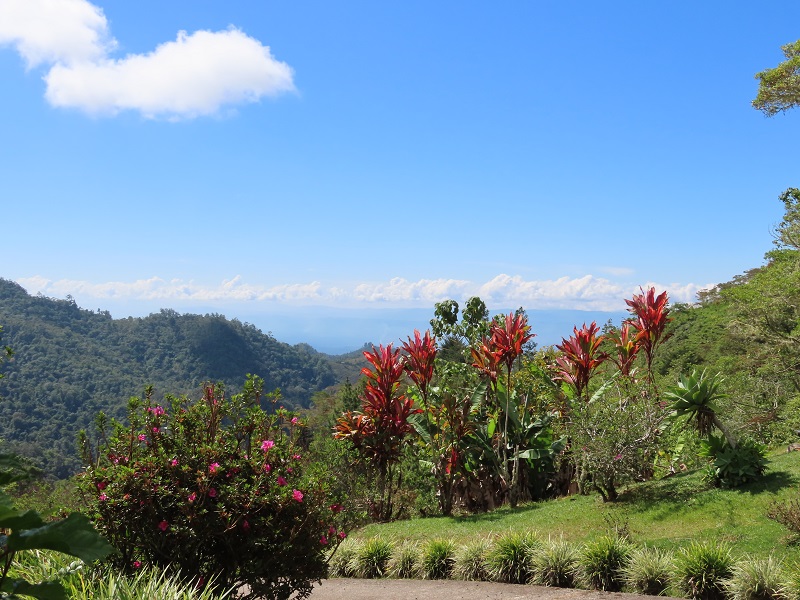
[753, 39, 800, 116]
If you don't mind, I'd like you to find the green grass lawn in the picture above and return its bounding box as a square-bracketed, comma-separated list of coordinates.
[353, 449, 800, 561]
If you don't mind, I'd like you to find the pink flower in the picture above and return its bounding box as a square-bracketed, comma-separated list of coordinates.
[158, 520, 169, 532]
[287, 467, 293, 474]
[138, 434, 146, 441]
[97, 481, 107, 491]
[242, 519, 251, 533]
[152, 427, 159, 433]
[614, 453, 623, 461]
[292, 489, 304, 502]
[133, 561, 141, 569]
[263, 463, 271, 473]
[277, 476, 287, 486]
[329, 526, 336, 535]
[291, 417, 299, 425]
[208, 462, 220, 474]
[338, 531, 346, 539]
[261, 440, 275, 451]
[208, 488, 218, 498]
[188, 492, 197, 503]
[99, 493, 107, 502]
[170, 459, 178, 467]
[320, 534, 328, 545]
[292, 454, 301, 460]
[330, 503, 343, 513]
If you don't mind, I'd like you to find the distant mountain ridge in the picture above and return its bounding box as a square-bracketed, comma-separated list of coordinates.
[0, 279, 345, 477]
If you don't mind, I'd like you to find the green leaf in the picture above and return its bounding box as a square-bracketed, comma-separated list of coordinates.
[7, 513, 114, 563]
[0, 502, 45, 531]
[0, 577, 67, 600]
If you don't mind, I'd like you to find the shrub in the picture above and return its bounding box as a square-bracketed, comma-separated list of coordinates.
[453, 538, 491, 581]
[701, 437, 767, 489]
[576, 535, 632, 592]
[530, 538, 578, 588]
[723, 556, 791, 600]
[352, 538, 394, 579]
[767, 497, 800, 537]
[78, 378, 349, 600]
[390, 542, 421, 579]
[486, 531, 540, 584]
[421, 539, 456, 580]
[674, 541, 734, 600]
[622, 546, 674, 596]
[65, 566, 235, 600]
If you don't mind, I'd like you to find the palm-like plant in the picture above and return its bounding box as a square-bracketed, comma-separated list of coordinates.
[555, 322, 608, 400]
[625, 287, 671, 381]
[664, 369, 737, 448]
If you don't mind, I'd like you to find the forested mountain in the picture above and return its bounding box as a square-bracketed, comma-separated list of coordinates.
[0, 279, 342, 477]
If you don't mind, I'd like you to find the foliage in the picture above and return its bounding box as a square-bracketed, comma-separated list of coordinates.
[625, 287, 672, 383]
[723, 557, 791, 600]
[530, 538, 578, 588]
[452, 538, 491, 581]
[420, 538, 456, 580]
[335, 344, 421, 521]
[666, 370, 735, 446]
[327, 539, 360, 578]
[621, 546, 674, 596]
[78, 378, 348, 600]
[351, 538, 393, 579]
[768, 496, 800, 538]
[555, 322, 608, 400]
[0, 280, 337, 478]
[389, 542, 421, 579]
[700, 436, 766, 488]
[674, 541, 734, 600]
[0, 454, 114, 600]
[753, 39, 800, 116]
[65, 566, 236, 600]
[486, 531, 539, 584]
[576, 535, 632, 591]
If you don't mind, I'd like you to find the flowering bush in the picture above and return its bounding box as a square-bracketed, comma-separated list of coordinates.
[78, 376, 348, 600]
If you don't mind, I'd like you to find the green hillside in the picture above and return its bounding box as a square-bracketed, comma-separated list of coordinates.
[0, 279, 341, 477]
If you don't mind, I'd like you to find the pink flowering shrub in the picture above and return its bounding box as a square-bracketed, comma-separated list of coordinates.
[77, 375, 348, 600]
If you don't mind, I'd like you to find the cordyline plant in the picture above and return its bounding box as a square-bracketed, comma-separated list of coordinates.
[335, 344, 421, 521]
[470, 313, 536, 507]
[625, 287, 671, 384]
[555, 322, 609, 400]
[78, 377, 349, 600]
[607, 322, 640, 380]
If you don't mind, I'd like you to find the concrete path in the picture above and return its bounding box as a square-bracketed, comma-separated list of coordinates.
[306, 579, 679, 600]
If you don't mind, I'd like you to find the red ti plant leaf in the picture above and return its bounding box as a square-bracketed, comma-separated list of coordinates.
[624, 287, 671, 379]
[471, 337, 502, 386]
[555, 321, 609, 399]
[490, 313, 535, 374]
[402, 329, 437, 401]
[608, 321, 639, 378]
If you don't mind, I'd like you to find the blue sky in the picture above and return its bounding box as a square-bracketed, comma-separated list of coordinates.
[1, 1, 798, 352]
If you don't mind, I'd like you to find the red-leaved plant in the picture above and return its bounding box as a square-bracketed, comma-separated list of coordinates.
[555, 321, 609, 400]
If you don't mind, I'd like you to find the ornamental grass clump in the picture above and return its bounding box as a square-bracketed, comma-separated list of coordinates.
[577, 535, 632, 592]
[389, 542, 421, 579]
[723, 556, 791, 600]
[421, 538, 456, 580]
[352, 538, 394, 579]
[328, 539, 360, 578]
[674, 541, 734, 600]
[453, 538, 492, 582]
[78, 377, 350, 600]
[530, 538, 579, 589]
[621, 546, 674, 596]
[486, 531, 540, 584]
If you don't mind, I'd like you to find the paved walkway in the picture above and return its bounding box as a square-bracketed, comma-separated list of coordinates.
[306, 579, 679, 600]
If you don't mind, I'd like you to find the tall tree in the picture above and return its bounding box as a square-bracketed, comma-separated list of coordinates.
[753, 39, 800, 116]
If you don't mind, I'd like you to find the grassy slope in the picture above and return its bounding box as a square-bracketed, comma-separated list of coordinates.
[353, 449, 800, 561]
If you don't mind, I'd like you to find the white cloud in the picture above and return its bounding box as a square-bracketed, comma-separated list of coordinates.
[0, 0, 113, 68]
[16, 273, 709, 312]
[0, 0, 295, 119]
[45, 28, 295, 118]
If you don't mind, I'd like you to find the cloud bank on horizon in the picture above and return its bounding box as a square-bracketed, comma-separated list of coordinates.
[15, 274, 711, 313]
[0, 0, 294, 119]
